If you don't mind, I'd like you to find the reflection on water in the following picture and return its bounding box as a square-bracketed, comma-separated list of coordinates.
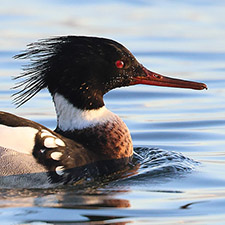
[1, 0, 225, 224]
[1, 185, 225, 224]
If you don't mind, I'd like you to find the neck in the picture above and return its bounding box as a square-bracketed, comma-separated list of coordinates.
[53, 93, 117, 131]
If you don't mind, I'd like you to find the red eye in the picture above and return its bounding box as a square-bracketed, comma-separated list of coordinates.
[115, 60, 124, 69]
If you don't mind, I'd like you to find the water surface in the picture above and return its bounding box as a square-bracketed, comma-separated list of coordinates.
[1, 0, 225, 224]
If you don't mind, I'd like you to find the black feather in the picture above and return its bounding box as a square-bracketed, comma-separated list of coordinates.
[13, 37, 67, 107]
[12, 35, 139, 109]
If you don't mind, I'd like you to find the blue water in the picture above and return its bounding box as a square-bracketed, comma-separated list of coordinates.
[1, 0, 225, 224]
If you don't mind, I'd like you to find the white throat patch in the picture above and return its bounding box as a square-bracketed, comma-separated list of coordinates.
[53, 93, 118, 131]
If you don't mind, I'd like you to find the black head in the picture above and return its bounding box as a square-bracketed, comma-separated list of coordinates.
[14, 36, 207, 109]
[13, 36, 144, 109]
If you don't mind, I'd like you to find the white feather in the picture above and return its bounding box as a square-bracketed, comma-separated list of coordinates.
[50, 152, 63, 160]
[44, 137, 58, 148]
[0, 125, 38, 155]
[41, 129, 65, 148]
[55, 138, 65, 146]
[53, 93, 118, 131]
[55, 166, 64, 175]
[41, 129, 56, 138]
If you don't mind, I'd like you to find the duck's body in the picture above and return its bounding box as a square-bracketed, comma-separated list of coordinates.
[0, 106, 132, 186]
[0, 36, 207, 187]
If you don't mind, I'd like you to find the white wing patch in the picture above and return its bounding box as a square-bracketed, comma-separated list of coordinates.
[55, 166, 64, 175]
[55, 138, 65, 147]
[44, 137, 58, 148]
[0, 125, 38, 155]
[41, 129, 65, 148]
[41, 129, 56, 138]
[50, 152, 63, 160]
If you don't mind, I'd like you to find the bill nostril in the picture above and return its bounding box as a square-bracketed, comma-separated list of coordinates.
[153, 74, 162, 79]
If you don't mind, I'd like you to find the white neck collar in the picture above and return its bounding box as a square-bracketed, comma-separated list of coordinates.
[53, 93, 117, 131]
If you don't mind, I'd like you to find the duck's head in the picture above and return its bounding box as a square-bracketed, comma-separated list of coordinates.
[14, 36, 207, 110]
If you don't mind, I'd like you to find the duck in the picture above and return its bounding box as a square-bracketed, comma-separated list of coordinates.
[0, 36, 207, 186]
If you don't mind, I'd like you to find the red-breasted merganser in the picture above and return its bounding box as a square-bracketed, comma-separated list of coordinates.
[0, 36, 207, 186]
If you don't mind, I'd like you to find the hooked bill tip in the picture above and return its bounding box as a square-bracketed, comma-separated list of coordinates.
[199, 83, 208, 90]
[204, 84, 208, 90]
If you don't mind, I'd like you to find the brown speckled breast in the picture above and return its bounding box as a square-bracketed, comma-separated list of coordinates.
[56, 115, 133, 160]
